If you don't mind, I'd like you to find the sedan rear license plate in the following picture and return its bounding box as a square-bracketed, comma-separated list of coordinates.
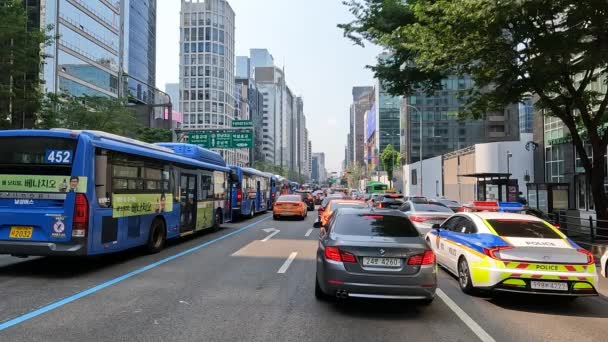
[9, 226, 33, 239]
[530, 281, 568, 291]
[362, 257, 402, 268]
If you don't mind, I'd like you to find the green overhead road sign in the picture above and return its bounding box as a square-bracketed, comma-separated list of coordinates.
[187, 130, 253, 149]
[232, 120, 253, 128]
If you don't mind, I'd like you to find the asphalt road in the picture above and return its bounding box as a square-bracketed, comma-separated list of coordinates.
[1, 212, 608, 342]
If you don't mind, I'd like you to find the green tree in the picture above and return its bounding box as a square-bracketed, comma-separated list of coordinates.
[136, 128, 172, 143]
[342, 0, 608, 227]
[380, 144, 400, 188]
[0, 0, 54, 128]
[38, 94, 140, 136]
[346, 163, 363, 189]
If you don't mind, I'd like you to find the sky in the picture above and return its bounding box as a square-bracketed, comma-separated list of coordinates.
[156, 0, 383, 172]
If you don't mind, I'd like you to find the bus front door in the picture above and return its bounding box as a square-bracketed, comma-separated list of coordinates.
[180, 174, 197, 233]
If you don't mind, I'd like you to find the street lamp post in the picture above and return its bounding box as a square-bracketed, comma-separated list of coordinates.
[403, 104, 423, 196]
[506, 150, 513, 201]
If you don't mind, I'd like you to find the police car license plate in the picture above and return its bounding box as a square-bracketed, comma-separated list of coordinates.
[530, 281, 568, 291]
[362, 257, 402, 268]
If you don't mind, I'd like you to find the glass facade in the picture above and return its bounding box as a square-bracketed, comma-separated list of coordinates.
[44, 0, 121, 97]
[180, 0, 241, 165]
[519, 97, 533, 133]
[127, 0, 156, 104]
[378, 86, 401, 160]
[404, 75, 518, 164]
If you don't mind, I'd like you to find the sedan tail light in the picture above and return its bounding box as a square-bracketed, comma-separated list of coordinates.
[483, 246, 514, 260]
[577, 248, 594, 264]
[409, 215, 428, 223]
[324, 246, 356, 263]
[407, 250, 435, 265]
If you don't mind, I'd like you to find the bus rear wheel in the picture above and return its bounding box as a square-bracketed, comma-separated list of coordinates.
[146, 218, 166, 254]
[212, 209, 222, 232]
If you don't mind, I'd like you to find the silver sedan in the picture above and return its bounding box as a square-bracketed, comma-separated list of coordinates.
[314, 208, 437, 303]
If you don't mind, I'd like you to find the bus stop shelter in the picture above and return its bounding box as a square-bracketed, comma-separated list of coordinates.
[458, 173, 519, 202]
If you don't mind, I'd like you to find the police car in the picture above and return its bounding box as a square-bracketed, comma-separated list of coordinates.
[426, 201, 598, 297]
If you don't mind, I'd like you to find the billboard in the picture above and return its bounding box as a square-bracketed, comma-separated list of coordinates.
[365, 103, 376, 142]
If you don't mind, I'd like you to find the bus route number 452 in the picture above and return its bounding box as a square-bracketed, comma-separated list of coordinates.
[45, 150, 72, 164]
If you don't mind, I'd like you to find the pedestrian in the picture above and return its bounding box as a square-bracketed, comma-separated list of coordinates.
[517, 192, 528, 205]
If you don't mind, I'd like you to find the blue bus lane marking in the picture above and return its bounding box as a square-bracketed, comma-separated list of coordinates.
[0, 215, 272, 332]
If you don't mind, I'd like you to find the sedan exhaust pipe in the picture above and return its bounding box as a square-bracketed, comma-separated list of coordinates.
[335, 290, 349, 299]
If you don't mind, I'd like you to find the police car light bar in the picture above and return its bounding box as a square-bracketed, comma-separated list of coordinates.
[463, 201, 499, 212]
[498, 202, 525, 212]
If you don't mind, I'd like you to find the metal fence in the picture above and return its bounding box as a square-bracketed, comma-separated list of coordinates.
[548, 212, 608, 242]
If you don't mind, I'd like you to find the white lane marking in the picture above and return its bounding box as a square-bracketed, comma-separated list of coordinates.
[305, 228, 313, 237]
[436, 289, 496, 342]
[261, 228, 280, 242]
[277, 252, 298, 274]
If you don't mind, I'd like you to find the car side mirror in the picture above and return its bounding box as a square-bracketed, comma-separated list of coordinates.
[432, 224, 441, 230]
[313, 220, 321, 229]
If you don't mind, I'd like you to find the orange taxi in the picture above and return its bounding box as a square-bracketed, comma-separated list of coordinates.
[319, 199, 368, 226]
[273, 195, 307, 220]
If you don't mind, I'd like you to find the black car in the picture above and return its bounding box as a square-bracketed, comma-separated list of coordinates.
[295, 190, 315, 211]
[375, 194, 405, 209]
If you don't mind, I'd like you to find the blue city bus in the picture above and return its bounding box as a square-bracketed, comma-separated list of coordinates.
[0, 130, 231, 257]
[229, 166, 271, 219]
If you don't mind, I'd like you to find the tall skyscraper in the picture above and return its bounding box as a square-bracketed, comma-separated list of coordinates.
[235, 77, 264, 164]
[254, 66, 285, 165]
[351, 86, 374, 166]
[235, 56, 250, 79]
[180, 0, 247, 165]
[312, 152, 326, 183]
[376, 81, 402, 166]
[402, 74, 520, 164]
[41, 0, 122, 98]
[126, 0, 156, 103]
[35, 0, 166, 127]
[250, 49, 275, 69]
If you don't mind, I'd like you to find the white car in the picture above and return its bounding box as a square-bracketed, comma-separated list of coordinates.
[601, 251, 608, 277]
[426, 208, 598, 297]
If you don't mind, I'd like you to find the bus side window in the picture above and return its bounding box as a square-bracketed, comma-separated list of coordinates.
[95, 150, 111, 208]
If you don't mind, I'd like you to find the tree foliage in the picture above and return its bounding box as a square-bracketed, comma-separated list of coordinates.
[346, 163, 364, 190]
[341, 0, 608, 222]
[380, 144, 400, 187]
[0, 0, 54, 128]
[136, 128, 172, 143]
[38, 94, 140, 136]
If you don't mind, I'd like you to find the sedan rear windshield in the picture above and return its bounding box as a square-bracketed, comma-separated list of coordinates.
[334, 214, 419, 237]
[332, 203, 368, 211]
[487, 220, 561, 239]
[278, 195, 300, 202]
[412, 204, 454, 213]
